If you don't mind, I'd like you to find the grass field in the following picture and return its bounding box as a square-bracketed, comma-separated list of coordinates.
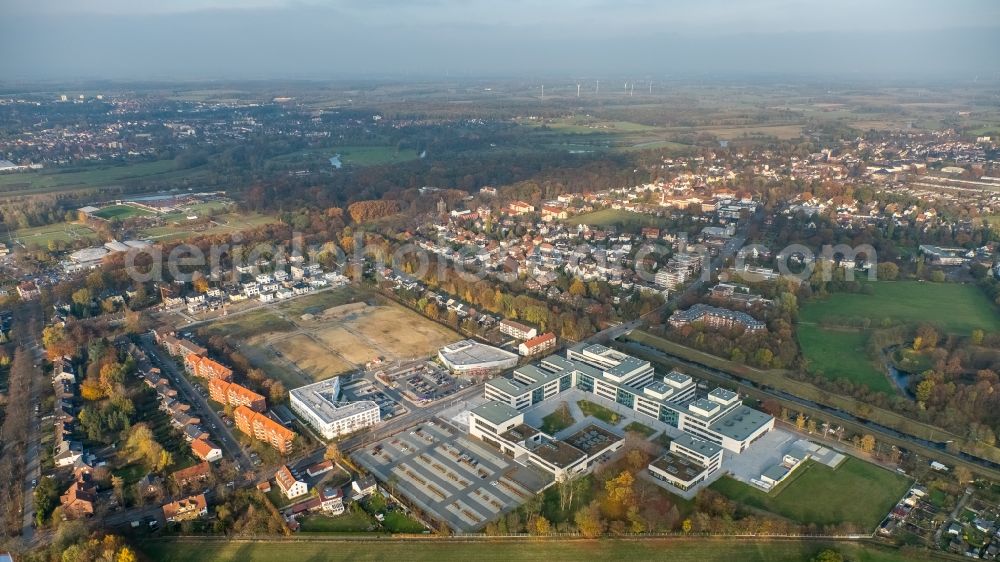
[271, 146, 420, 168]
[578, 400, 622, 425]
[3, 222, 98, 247]
[564, 209, 670, 230]
[138, 212, 278, 242]
[799, 281, 1000, 334]
[0, 160, 207, 197]
[796, 326, 892, 393]
[710, 457, 910, 529]
[136, 538, 942, 562]
[299, 511, 375, 532]
[91, 204, 154, 220]
[336, 146, 420, 166]
[797, 281, 1000, 392]
[540, 404, 576, 434]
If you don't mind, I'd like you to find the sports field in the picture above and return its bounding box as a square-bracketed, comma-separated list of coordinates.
[91, 204, 154, 220]
[136, 538, 938, 562]
[3, 222, 98, 247]
[564, 209, 670, 230]
[796, 326, 892, 393]
[799, 281, 1000, 334]
[710, 457, 910, 530]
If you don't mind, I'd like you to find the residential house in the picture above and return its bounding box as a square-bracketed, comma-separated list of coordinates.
[162, 494, 208, 522]
[275, 465, 308, 499]
[191, 438, 223, 463]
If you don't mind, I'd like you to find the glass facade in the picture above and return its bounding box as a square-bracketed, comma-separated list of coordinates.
[559, 374, 571, 392]
[658, 406, 679, 427]
[576, 374, 594, 392]
[615, 388, 634, 409]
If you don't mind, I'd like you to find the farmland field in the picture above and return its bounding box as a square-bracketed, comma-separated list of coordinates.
[710, 457, 910, 529]
[796, 326, 893, 393]
[137, 538, 939, 562]
[0, 160, 207, 197]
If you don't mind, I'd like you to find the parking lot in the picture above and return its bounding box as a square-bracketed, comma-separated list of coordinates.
[341, 379, 407, 419]
[352, 419, 552, 532]
[374, 361, 466, 405]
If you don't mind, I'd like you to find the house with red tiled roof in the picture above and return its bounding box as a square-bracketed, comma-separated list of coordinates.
[191, 438, 223, 463]
[162, 494, 208, 522]
[274, 465, 308, 499]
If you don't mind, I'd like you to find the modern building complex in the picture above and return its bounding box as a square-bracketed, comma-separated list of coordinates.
[437, 340, 519, 375]
[668, 303, 766, 333]
[289, 378, 381, 440]
[647, 434, 723, 492]
[209, 378, 267, 412]
[469, 401, 623, 481]
[484, 344, 773, 454]
[233, 406, 297, 454]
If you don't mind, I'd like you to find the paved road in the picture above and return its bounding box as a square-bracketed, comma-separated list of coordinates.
[137, 334, 253, 471]
[20, 340, 46, 544]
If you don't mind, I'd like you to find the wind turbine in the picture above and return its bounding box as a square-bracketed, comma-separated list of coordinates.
[595, 80, 600, 95]
[577, 83, 581, 97]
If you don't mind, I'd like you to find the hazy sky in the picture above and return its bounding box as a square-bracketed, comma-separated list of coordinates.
[2, 0, 999, 80]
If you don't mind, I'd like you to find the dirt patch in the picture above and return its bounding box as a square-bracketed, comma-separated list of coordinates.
[271, 334, 353, 380]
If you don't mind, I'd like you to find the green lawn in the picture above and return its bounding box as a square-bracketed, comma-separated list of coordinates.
[299, 511, 376, 532]
[137, 538, 942, 562]
[540, 404, 576, 434]
[799, 281, 1000, 334]
[564, 209, 669, 230]
[5, 222, 99, 247]
[335, 146, 420, 166]
[578, 400, 622, 425]
[198, 310, 295, 340]
[91, 204, 154, 220]
[710, 457, 910, 530]
[796, 326, 893, 393]
[624, 421, 656, 437]
[382, 511, 427, 533]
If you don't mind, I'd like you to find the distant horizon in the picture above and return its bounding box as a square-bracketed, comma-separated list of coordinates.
[2, 0, 999, 81]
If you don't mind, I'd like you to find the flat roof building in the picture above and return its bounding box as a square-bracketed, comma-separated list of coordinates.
[438, 340, 518, 375]
[290, 378, 380, 440]
[469, 400, 622, 481]
[483, 344, 772, 454]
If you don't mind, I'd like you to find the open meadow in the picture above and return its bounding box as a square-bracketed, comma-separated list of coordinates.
[798, 281, 1000, 334]
[796, 326, 893, 393]
[797, 281, 1000, 392]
